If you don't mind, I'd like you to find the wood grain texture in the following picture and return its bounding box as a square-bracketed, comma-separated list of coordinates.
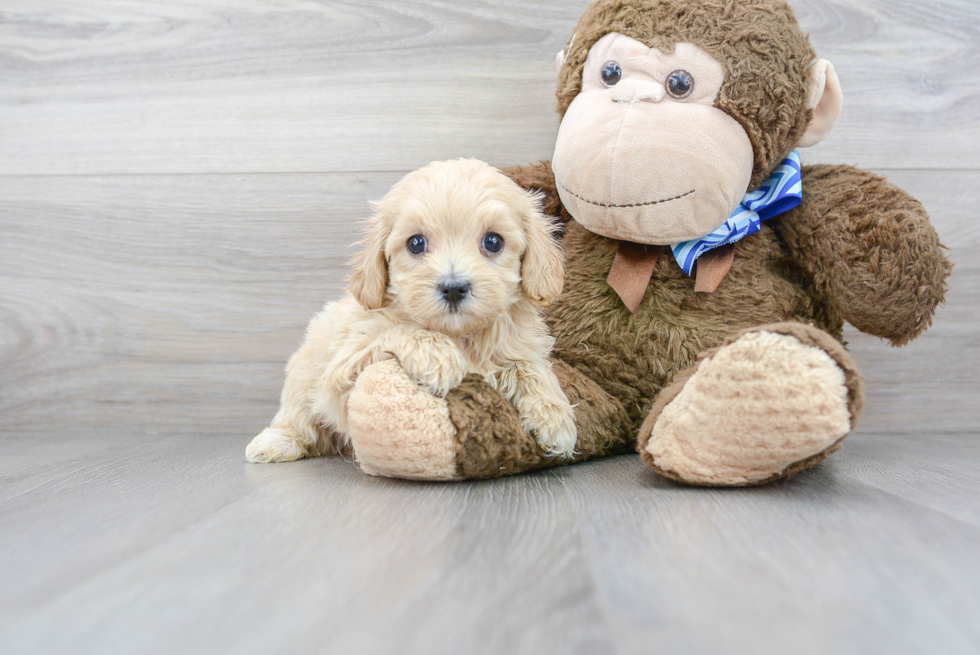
[1, 0, 978, 175]
[1, 0, 979, 653]
[1, 440, 978, 655]
[0, 173, 399, 439]
[1, 171, 975, 440]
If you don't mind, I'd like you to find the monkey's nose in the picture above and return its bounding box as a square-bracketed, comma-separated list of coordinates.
[612, 80, 665, 104]
[438, 280, 471, 310]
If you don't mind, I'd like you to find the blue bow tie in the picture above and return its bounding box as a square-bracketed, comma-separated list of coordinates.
[671, 151, 803, 275]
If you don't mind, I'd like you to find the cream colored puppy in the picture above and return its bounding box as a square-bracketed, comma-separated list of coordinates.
[246, 159, 577, 464]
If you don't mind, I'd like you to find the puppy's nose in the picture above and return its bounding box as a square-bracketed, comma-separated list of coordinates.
[438, 280, 471, 309]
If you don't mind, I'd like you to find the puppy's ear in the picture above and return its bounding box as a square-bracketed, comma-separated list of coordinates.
[348, 203, 391, 310]
[520, 192, 565, 307]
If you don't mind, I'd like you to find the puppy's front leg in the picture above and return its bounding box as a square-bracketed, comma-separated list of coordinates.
[384, 327, 468, 398]
[247, 326, 346, 463]
[499, 360, 578, 459]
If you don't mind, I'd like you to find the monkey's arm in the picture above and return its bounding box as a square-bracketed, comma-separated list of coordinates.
[500, 161, 572, 224]
[774, 165, 953, 346]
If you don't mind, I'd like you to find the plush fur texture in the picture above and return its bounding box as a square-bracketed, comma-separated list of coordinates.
[772, 165, 953, 345]
[347, 359, 461, 480]
[279, 0, 953, 486]
[553, 34, 758, 245]
[446, 360, 634, 479]
[638, 322, 864, 485]
[411, 161, 947, 481]
[556, 0, 816, 188]
[637, 324, 860, 486]
[246, 159, 578, 464]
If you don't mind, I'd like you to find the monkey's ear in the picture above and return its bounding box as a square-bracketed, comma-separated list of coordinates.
[520, 193, 565, 307]
[556, 50, 566, 75]
[347, 205, 391, 310]
[799, 60, 843, 148]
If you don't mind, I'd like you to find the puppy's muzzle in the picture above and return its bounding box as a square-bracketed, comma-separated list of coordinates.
[438, 280, 471, 312]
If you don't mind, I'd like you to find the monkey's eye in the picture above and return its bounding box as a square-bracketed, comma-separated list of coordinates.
[666, 70, 695, 99]
[482, 232, 504, 254]
[407, 234, 427, 255]
[600, 61, 622, 87]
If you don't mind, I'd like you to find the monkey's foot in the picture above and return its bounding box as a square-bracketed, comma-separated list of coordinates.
[347, 359, 461, 481]
[638, 323, 864, 486]
[348, 359, 634, 481]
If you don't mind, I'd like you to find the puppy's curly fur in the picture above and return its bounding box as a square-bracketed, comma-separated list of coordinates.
[246, 159, 578, 464]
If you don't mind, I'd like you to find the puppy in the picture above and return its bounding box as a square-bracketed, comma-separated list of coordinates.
[246, 159, 577, 464]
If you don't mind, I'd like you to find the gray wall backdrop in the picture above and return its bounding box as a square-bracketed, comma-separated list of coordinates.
[1, 2, 978, 653]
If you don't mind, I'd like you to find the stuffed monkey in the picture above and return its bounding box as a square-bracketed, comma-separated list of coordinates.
[341, 0, 952, 485]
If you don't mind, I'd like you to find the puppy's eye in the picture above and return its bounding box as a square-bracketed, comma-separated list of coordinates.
[406, 234, 427, 255]
[601, 61, 622, 87]
[482, 232, 504, 254]
[666, 70, 694, 99]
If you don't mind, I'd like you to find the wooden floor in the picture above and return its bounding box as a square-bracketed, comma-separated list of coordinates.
[1, 1, 979, 653]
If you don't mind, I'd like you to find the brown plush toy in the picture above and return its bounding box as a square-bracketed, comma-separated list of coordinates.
[341, 0, 953, 485]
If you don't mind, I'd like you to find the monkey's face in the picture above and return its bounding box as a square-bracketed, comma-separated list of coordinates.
[552, 33, 755, 245]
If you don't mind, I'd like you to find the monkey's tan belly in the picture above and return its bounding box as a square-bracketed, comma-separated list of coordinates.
[545, 221, 835, 424]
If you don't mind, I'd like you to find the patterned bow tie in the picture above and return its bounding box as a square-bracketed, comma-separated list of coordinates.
[671, 151, 803, 275]
[606, 152, 804, 313]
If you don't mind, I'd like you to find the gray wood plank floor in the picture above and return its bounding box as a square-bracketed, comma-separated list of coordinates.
[2, 1, 979, 653]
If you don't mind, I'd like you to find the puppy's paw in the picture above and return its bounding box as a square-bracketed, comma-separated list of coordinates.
[320, 360, 356, 398]
[246, 428, 306, 463]
[395, 332, 467, 397]
[521, 399, 578, 459]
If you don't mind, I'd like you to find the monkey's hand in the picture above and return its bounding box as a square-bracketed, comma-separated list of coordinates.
[774, 165, 953, 346]
[387, 330, 468, 398]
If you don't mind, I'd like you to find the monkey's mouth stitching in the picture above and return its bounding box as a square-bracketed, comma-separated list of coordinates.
[559, 184, 695, 209]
